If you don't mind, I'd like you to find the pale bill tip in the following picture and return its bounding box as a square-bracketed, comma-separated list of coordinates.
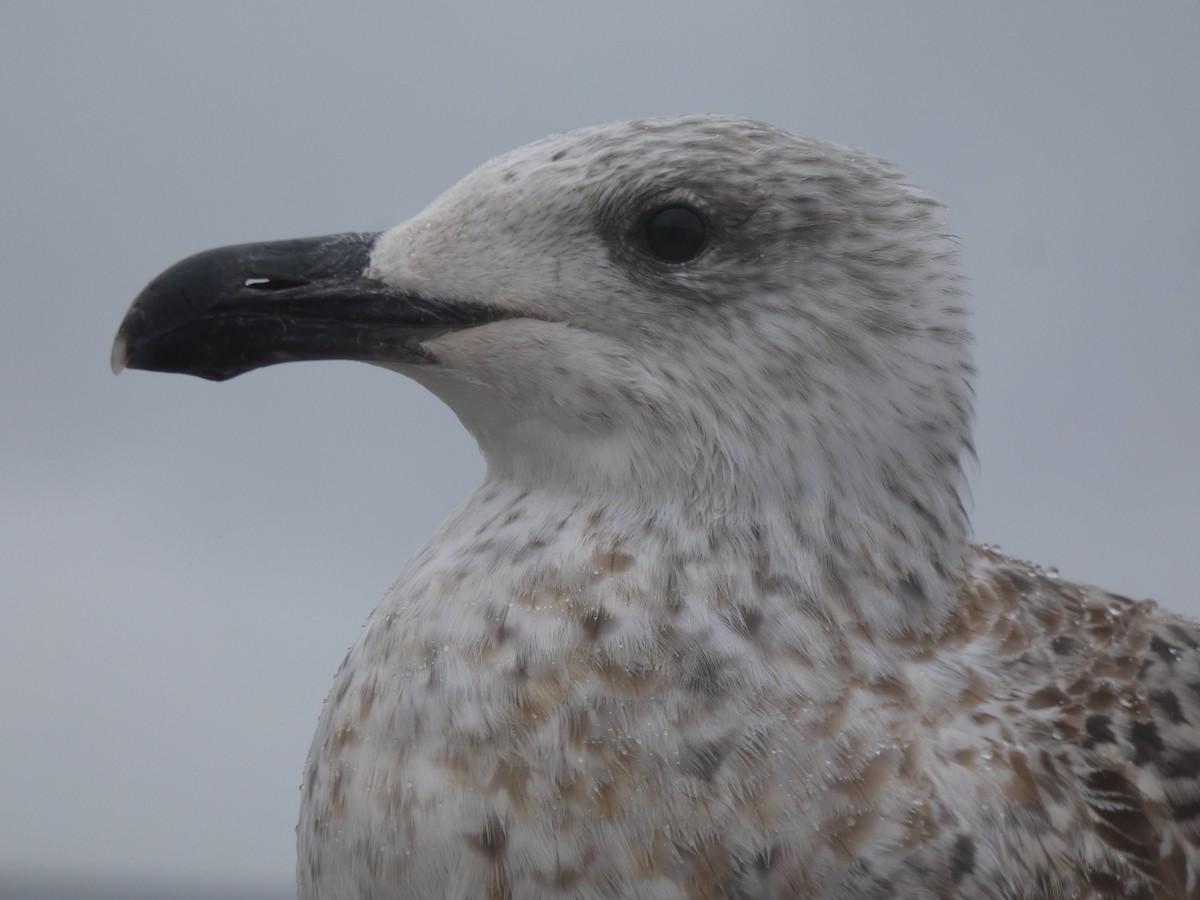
[110, 333, 129, 375]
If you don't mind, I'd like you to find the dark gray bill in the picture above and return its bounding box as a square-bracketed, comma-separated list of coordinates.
[112, 232, 509, 381]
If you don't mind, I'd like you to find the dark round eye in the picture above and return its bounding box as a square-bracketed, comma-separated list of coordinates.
[644, 205, 708, 262]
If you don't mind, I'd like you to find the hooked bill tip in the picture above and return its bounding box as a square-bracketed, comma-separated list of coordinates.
[110, 333, 129, 375]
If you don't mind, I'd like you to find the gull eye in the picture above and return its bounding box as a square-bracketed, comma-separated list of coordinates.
[644, 205, 708, 262]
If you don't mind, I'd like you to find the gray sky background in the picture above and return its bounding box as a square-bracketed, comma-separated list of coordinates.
[2, 1, 1198, 893]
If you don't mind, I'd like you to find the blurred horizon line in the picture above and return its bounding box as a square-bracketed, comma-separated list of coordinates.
[2, 867, 295, 900]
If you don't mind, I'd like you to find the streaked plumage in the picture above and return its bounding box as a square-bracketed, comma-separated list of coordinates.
[114, 117, 1199, 898]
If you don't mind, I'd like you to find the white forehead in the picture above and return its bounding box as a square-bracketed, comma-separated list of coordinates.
[371, 115, 942, 308]
[452, 115, 906, 204]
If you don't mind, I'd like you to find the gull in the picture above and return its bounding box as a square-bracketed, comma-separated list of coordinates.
[113, 116, 1200, 899]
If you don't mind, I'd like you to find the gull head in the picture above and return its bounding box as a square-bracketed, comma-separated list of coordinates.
[114, 116, 974, 603]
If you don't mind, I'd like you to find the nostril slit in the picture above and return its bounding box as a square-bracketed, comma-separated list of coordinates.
[245, 276, 309, 291]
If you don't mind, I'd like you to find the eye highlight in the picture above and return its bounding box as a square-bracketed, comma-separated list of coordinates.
[644, 205, 708, 263]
